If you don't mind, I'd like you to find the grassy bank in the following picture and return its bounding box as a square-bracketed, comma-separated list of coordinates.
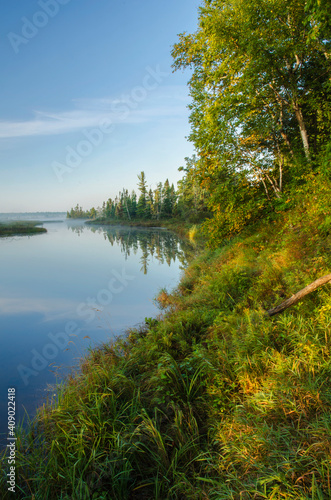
[1, 178, 331, 499]
[0, 221, 47, 237]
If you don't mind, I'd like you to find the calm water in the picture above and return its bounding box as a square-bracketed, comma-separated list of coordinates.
[0, 220, 190, 443]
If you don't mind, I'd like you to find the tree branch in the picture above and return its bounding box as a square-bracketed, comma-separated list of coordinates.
[267, 274, 331, 317]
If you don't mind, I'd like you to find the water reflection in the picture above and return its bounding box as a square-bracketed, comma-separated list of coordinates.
[0, 220, 194, 446]
[68, 223, 194, 274]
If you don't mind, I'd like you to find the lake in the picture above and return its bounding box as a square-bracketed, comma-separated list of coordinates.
[0, 220, 191, 444]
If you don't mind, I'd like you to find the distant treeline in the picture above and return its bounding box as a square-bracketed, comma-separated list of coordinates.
[67, 167, 209, 222]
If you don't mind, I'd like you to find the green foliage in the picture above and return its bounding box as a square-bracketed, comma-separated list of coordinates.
[66, 203, 95, 219]
[172, 0, 331, 245]
[176, 155, 210, 221]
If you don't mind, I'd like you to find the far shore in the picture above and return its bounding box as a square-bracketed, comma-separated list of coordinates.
[0, 221, 47, 237]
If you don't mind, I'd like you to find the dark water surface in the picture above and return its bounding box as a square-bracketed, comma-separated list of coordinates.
[0, 220, 190, 443]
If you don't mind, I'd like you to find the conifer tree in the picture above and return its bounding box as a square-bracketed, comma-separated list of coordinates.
[137, 171, 148, 218]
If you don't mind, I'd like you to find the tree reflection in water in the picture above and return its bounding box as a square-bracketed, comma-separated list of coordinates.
[67, 223, 196, 274]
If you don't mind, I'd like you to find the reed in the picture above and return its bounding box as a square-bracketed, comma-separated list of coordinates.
[0, 221, 47, 237]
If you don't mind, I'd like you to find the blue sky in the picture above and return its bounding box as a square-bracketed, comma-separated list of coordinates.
[0, 0, 198, 212]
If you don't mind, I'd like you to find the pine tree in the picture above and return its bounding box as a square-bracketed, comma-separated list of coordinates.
[137, 171, 148, 218]
[105, 199, 112, 219]
[130, 191, 137, 218]
[162, 179, 172, 217]
[154, 182, 163, 220]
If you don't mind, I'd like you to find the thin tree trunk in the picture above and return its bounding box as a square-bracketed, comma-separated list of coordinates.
[259, 174, 271, 201]
[247, 155, 281, 199]
[267, 274, 331, 316]
[269, 82, 309, 159]
[274, 139, 283, 193]
[279, 156, 283, 193]
[264, 172, 282, 198]
[293, 101, 310, 160]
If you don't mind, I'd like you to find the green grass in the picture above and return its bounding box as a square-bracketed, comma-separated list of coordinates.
[1, 176, 331, 499]
[0, 221, 47, 237]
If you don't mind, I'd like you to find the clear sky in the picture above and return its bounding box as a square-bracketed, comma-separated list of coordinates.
[0, 0, 199, 212]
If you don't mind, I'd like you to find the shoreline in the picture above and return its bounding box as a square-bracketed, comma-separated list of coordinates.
[83, 217, 205, 241]
[0, 221, 47, 237]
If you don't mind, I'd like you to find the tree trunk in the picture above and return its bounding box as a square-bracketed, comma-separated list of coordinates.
[293, 101, 310, 160]
[267, 274, 331, 317]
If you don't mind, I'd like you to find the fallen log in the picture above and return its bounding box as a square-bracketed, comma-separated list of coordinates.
[267, 273, 331, 317]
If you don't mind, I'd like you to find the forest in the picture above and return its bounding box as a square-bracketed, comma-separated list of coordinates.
[67, 166, 208, 223]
